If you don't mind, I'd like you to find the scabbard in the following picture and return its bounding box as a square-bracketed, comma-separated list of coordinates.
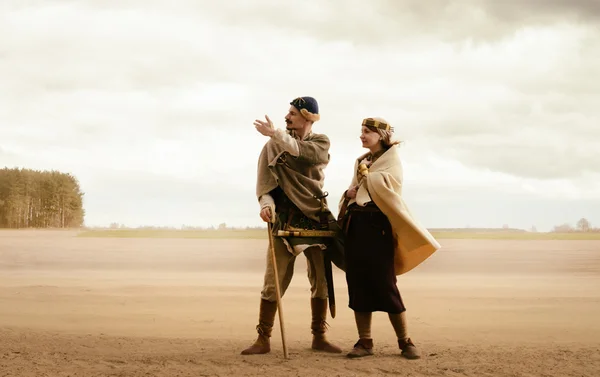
[276, 230, 337, 238]
[323, 251, 336, 318]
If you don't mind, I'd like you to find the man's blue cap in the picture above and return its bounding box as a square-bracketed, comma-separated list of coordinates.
[290, 96, 320, 122]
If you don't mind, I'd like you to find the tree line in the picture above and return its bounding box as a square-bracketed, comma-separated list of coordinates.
[0, 167, 85, 229]
[552, 218, 598, 233]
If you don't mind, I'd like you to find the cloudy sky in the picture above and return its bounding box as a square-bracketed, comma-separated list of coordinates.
[1, 0, 599, 231]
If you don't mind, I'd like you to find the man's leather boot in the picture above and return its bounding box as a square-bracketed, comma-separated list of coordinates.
[241, 299, 278, 355]
[310, 297, 342, 353]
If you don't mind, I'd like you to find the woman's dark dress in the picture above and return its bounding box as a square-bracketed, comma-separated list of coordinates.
[344, 201, 406, 314]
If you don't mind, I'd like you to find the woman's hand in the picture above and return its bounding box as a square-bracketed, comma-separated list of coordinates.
[346, 185, 358, 199]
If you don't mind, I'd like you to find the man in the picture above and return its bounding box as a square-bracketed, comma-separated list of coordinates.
[241, 96, 344, 355]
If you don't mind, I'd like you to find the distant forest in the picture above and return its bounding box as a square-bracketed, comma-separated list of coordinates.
[0, 168, 85, 229]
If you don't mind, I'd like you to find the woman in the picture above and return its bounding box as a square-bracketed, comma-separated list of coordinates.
[338, 117, 441, 359]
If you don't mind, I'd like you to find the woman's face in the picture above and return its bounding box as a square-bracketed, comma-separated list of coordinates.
[360, 126, 381, 150]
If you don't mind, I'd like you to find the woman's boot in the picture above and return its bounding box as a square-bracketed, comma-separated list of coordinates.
[347, 312, 374, 358]
[389, 311, 421, 359]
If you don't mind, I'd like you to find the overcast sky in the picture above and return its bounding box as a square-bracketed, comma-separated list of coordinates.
[1, 0, 599, 231]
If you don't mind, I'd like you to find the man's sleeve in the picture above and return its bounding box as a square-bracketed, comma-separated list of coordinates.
[259, 193, 275, 209]
[271, 131, 330, 165]
[259, 193, 276, 220]
[296, 134, 330, 165]
[271, 129, 299, 156]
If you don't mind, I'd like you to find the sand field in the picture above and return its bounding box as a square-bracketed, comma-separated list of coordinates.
[1, 229, 599, 376]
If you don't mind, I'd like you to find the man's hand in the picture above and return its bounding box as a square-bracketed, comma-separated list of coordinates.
[254, 115, 275, 137]
[260, 206, 273, 222]
[346, 185, 358, 199]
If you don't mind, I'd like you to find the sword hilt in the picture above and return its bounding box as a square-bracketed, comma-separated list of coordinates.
[313, 191, 329, 230]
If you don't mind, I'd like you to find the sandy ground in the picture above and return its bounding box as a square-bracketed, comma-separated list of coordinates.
[1, 230, 599, 376]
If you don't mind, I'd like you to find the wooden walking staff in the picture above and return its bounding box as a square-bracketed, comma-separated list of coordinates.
[267, 211, 289, 359]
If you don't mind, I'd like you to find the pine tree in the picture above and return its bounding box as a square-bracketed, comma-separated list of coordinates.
[0, 168, 85, 228]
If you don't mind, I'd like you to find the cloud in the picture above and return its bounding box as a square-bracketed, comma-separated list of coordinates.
[188, 0, 600, 45]
[367, 24, 600, 180]
[77, 168, 259, 227]
[430, 120, 600, 179]
[0, 2, 236, 92]
[0, 146, 20, 167]
[1, 1, 599, 230]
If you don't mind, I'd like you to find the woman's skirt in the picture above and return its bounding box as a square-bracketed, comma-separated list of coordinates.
[344, 202, 406, 313]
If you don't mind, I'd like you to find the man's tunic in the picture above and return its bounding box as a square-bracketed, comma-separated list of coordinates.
[256, 129, 344, 301]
